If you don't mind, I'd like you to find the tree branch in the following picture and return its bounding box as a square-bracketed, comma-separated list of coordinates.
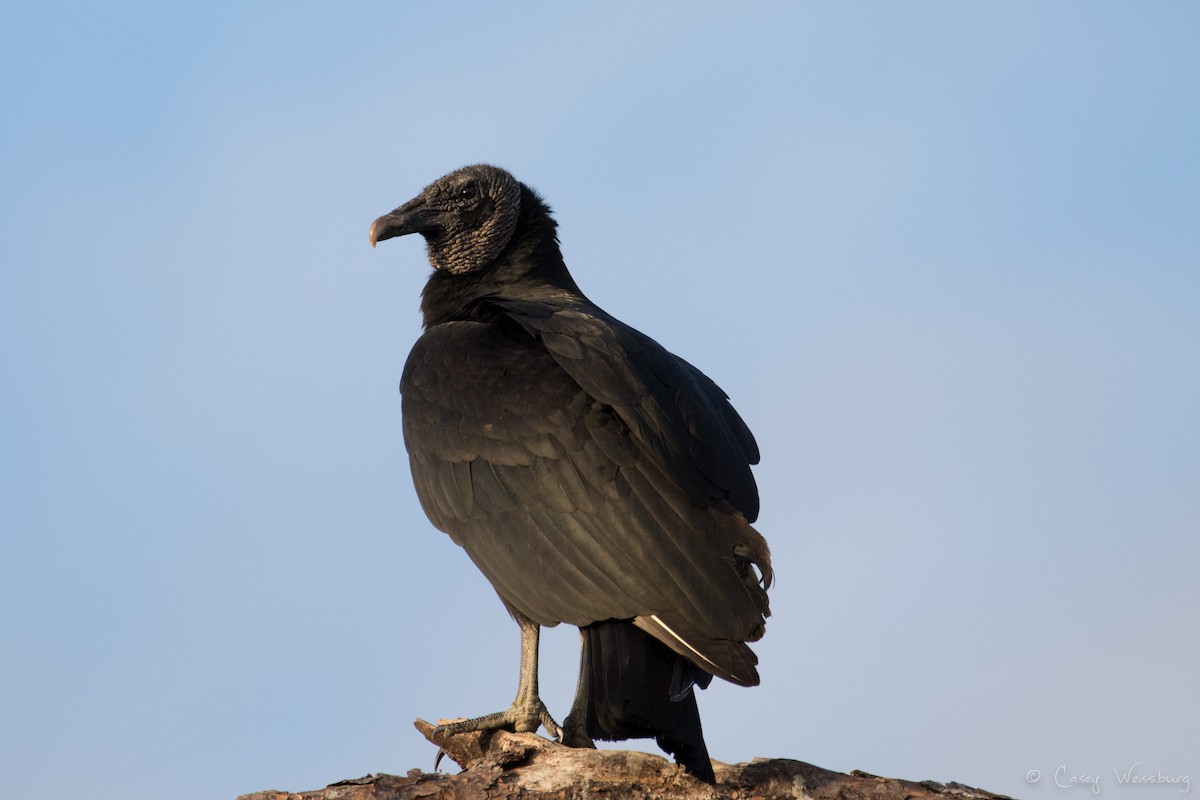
[237, 719, 1014, 800]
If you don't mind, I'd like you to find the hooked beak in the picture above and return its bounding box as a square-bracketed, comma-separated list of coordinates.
[369, 195, 434, 248]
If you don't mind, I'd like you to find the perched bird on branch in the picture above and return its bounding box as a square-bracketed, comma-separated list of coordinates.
[369, 165, 772, 783]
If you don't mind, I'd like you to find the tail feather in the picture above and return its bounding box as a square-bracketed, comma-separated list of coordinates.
[634, 613, 760, 686]
[581, 620, 716, 783]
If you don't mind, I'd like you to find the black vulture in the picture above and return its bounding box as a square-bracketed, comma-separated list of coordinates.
[369, 165, 772, 782]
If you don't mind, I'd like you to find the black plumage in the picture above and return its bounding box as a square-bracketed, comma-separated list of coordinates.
[369, 165, 772, 782]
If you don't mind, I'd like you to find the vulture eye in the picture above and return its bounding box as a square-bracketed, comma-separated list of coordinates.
[457, 182, 480, 202]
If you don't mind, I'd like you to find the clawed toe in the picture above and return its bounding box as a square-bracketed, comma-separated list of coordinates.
[432, 698, 562, 741]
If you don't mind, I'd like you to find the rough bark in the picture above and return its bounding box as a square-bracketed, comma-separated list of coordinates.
[238, 719, 1013, 800]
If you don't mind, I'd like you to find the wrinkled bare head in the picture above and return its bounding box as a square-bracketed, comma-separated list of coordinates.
[369, 164, 523, 275]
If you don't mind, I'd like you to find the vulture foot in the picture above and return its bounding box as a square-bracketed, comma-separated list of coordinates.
[434, 697, 563, 741]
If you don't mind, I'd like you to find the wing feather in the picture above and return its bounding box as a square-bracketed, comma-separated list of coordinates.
[400, 313, 770, 683]
[494, 299, 761, 521]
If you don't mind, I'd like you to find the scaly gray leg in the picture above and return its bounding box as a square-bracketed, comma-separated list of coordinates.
[561, 629, 597, 748]
[434, 614, 562, 740]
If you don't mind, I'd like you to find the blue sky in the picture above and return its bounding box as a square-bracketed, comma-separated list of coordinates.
[2, 3, 1197, 799]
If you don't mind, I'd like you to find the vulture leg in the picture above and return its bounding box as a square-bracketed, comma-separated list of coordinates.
[561, 630, 597, 748]
[433, 613, 563, 740]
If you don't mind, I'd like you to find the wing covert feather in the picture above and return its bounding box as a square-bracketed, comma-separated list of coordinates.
[493, 299, 761, 521]
[400, 313, 770, 684]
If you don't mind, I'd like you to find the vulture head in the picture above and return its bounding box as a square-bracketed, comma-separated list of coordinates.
[369, 164, 522, 275]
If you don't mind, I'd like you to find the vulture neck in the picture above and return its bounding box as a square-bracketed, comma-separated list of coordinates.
[419, 185, 584, 329]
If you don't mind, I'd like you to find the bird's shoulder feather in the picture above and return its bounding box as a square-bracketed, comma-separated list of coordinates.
[490, 297, 761, 521]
